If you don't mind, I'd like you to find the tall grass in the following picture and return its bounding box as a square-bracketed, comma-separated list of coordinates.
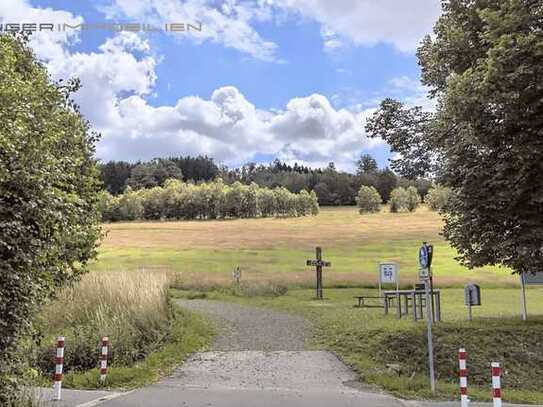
[35, 271, 172, 376]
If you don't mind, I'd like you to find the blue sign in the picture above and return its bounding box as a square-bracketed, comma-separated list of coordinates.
[419, 245, 429, 268]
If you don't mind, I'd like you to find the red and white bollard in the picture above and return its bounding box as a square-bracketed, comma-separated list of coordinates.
[491, 362, 502, 407]
[458, 348, 469, 407]
[100, 337, 109, 382]
[53, 336, 65, 400]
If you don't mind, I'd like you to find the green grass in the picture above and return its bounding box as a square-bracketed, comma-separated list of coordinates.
[177, 287, 543, 404]
[61, 307, 214, 390]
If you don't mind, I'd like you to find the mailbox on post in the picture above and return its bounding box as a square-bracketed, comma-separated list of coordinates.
[464, 284, 481, 320]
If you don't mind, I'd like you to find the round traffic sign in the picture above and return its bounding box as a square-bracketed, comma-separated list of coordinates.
[419, 245, 429, 268]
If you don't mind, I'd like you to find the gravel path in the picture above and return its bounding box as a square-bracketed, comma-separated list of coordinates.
[175, 299, 310, 351]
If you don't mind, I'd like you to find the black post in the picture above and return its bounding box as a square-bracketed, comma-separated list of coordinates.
[316, 247, 323, 299]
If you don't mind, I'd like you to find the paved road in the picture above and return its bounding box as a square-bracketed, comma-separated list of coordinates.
[41, 300, 542, 407]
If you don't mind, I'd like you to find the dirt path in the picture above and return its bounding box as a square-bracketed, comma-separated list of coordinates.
[176, 299, 310, 351]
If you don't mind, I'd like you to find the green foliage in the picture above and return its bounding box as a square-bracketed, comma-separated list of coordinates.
[389, 187, 410, 213]
[0, 35, 101, 403]
[126, 159, 183, 190]
[366, 0, 543, 274]
[405, 186, 421, 212]
[356, 153, 378, 175]
[356, 186, 382, 214]
[102, 179, 319, 221]
[426, 185, 453, 211]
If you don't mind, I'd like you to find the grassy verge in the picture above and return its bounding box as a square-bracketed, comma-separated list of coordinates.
[62, 307, 213, 389]
[32, 270, 214, 390]
[175, 287, 543, 404]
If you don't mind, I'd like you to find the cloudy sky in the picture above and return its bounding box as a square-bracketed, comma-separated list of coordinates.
[0, 0, 441, 171]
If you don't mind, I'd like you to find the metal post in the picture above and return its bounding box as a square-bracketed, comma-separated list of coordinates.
[316, 247, 323, 300]
[429, 272, 436, 323]
[412, 292, 417, 321]
[396, 291, 401, 319]
[520, 273, 527, 321]
[435, 290, 441, 322]
[425, 279, 436, 393]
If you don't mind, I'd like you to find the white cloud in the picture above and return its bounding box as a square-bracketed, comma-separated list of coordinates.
[101, 0, 280, 62]
[1, 0, 384, 172]
[275, 0, 441, 52]
[0, 0, 83, 62]
[97, 87, 383, 171]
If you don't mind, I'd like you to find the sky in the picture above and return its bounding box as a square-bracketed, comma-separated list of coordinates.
[0, 0, 441, 172]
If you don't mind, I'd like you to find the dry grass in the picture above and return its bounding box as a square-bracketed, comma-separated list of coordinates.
[95, 206, 518, 287]
[102, 206, 443, 250]
[37, 270, 173, 373]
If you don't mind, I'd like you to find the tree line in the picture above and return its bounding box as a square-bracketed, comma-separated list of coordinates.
[99, 155, 432, 206]
[99, 179, 319, 222]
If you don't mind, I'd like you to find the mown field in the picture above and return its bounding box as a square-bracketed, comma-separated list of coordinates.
[94, 205, 516, 288]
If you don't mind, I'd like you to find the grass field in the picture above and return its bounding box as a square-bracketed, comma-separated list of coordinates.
[94, 206, 517, 288]
[171, 287, 543, 404]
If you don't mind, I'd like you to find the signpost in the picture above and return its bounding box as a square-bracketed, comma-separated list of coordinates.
[419, 242, 436, 394]
[378, 262, 399, 298]
[306, 247, 331, 300]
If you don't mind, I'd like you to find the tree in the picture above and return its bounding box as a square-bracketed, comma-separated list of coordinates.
[0, 35, 101, 402]
[389, 187, 410, 213]
[99, 161, 132, 195]
[426, 185, 453, 211]
[356, 186, 382, 214]
[375, 168, 397, 202]
[126, 159, 183, 189]
[366, 0, 543, 274]
[356, 153, 378, 175]
[405, 186, 421, 212]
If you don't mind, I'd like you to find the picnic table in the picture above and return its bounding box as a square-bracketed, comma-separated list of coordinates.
[383, 289, 441, 321]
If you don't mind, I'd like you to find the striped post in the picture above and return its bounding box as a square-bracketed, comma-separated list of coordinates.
[100, 337, 109, 382]
[53, 336, 65, 400]
[492, 362, 502, 407]
[458, 348, 469, 407]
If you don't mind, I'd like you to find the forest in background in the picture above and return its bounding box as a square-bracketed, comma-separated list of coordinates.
[99, 155, 433, 206]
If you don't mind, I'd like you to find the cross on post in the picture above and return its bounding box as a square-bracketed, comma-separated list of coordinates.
[306, 247, 331, 300]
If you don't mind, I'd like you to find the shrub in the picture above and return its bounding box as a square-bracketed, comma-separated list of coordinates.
[356, 186, 382, 214]
[426, 185, 453, 211]
[389, 187, 410, 212]
[406, 186, 421, 212]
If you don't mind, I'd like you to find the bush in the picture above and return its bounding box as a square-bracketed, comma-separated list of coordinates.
[406, 186, 421, 212]
[426, 185, 452, 211]
[389, 187, 410, 212]
[356, 186, 382, 214]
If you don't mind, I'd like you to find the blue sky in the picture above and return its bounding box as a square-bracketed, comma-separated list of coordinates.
[0, 0, 441, 171]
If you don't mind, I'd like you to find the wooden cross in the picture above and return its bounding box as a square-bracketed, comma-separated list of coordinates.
[306, 247, 331, 299]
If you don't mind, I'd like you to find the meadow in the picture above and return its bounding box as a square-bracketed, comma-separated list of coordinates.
[94, 206, 517, 288]
[43, 205, 542, 402]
